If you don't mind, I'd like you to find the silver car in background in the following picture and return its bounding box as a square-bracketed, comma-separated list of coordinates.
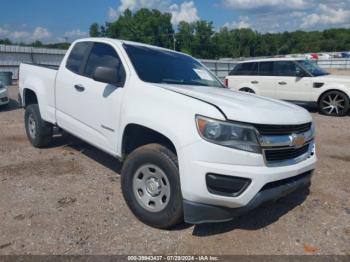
[0, 81, 9, 106]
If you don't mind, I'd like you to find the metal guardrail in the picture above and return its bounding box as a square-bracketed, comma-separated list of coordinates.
[316, 59, 350, 70]
[0, 44, 349, 80]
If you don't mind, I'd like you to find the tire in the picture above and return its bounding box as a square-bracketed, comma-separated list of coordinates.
[121, 144, 183, 229]
[239, 87, 255, 94]
[24, 104, 53, 148]
[318, 91, 350, 117]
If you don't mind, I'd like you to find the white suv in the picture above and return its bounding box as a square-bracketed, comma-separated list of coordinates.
[225, 58, 350, 116]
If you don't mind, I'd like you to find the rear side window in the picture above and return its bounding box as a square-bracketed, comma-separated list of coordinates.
[230, 62, 258, 75]
[258, 62, 274, 76]
[274, 61, 298, 76]
[66, 42, 92, 74]
[84, 43, 126, 85]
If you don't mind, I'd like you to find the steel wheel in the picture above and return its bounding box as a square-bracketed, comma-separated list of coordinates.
[132, 164, 170, 212]
[319, 91, 349, 116]
[28, 114, 37, 139]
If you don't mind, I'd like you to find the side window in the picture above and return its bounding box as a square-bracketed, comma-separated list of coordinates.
[84, 42, 126, 86]
[66, 42, 92, 74]
[274, 61, 297, 76]
[230, 62, 257, 75]
[258, 62, 274, 76]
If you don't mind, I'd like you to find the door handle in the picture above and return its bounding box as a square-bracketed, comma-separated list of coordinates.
[251, 80, 259, 84]
[74, 84, 85, 92]
[278, 81, 287, 85]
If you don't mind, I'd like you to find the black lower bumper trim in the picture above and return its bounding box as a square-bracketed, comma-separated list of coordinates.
[184, 170, 313, 224]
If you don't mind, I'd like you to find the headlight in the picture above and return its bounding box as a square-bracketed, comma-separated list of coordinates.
[196, 115, 261, 153]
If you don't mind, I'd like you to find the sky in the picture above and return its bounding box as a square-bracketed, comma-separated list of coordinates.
[0, 0, 350, 43]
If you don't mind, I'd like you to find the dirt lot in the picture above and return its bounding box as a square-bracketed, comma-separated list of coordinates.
[0, 85, 349, 255]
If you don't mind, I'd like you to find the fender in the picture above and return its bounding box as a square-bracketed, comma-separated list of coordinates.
[312, 83, 350, 102]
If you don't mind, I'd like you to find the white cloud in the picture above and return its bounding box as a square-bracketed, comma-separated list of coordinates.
[1, 26, 53, 43]
[222, 0, 350, 32]
[170, 1, 199, 25]
[32, 27, 51, 40]
[64, 29, 88, 39]
[108, 0, 198, 25]
[222, 0, 308, 10]
[10, 31, 31, 40]
[0, 27, 8, 37]
[301, 4, 350, 28]
[109, 0, 171, 21]
[224, 17, 251, 29]
[108, 7, 119, 20]
[118, 0, 138, 12]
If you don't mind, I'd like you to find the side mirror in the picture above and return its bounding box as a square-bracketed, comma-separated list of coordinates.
[93, 66, 120, 86]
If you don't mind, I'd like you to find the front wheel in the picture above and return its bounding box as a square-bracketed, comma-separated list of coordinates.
[121, 144, 183, 229]
[318, 91, 350, 117]
[24, 104, 53, 147]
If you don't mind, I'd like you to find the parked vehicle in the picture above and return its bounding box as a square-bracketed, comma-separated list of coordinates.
[317, 53, 331, 60]
[0, 81, 9, 107]
[19, 38, 316, 228]
[225, 58, 350, 116]
[341, 52, 350, 58]
[305, 53, 318, 60]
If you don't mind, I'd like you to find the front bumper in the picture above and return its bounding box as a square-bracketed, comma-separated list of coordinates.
[178, 139, 316, 223]
[0, 88, 9, 105]
[184, 170, 312, 224]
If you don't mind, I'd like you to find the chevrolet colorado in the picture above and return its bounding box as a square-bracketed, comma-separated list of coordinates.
[19, 38, 316, 228]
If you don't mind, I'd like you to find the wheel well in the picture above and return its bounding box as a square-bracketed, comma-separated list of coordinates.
[23, 89, 38, 107]
[317, 89, 349, 104]
[122, 124, 177, 157]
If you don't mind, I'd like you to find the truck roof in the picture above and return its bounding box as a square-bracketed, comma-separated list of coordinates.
[74, 37, 183, 55]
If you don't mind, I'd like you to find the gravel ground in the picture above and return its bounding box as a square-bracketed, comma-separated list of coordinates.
[0, 85, 349, 255]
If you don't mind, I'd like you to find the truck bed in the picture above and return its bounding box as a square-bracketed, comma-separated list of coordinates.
[19, 63, 59, 124]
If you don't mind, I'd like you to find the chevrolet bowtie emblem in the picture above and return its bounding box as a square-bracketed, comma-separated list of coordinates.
[291, 134, 306, 148]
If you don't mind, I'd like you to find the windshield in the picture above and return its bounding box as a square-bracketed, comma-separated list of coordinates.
[297, 60, 329, 76]
[123, 44, 223, 88]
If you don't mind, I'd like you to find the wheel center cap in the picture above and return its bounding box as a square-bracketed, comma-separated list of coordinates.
[146, 178, 161, 196]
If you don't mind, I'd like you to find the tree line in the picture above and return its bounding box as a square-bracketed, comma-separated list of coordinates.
[89, 8, 350, 59]
[1, 8, 350, 58]
[0, 38, 70, 50]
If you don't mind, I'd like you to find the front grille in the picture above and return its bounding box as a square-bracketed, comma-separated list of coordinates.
[0, 97, 8, 102]
[253, 123, 312, 135]
[264, 144, 310, 162]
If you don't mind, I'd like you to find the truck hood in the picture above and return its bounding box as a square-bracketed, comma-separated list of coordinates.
[315, 74, 350, 85]
[157, 84, 312, 125]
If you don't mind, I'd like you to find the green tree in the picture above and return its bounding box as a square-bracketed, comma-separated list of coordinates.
[104, 9, 174, 48]
[89, 23, 101, 37]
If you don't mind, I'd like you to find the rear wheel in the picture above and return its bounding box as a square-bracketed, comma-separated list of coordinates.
[121, 144, 183, 229]
[24, 104, 53, 147]
[318, 91, 349, 117]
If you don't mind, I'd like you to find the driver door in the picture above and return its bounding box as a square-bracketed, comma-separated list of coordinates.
[56, 41, 126, 154]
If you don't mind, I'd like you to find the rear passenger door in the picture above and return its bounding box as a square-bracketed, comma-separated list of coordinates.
[256, 61, 279, 98]
[272, 61, 312, 101]
[227, 62, 258, 91]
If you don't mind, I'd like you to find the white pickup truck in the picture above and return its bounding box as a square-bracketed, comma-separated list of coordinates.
[19, 38, 316, 228]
